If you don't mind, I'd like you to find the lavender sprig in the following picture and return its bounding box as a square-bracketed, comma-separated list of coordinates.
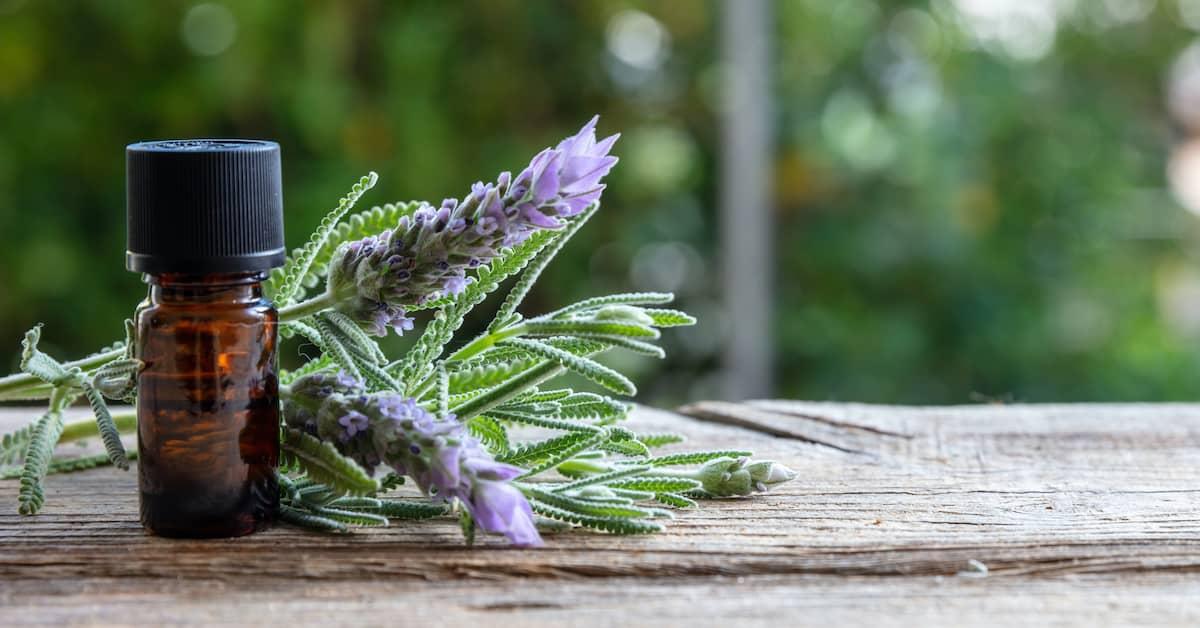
[313, 116, 619, 335]
[286, 371, 542, 546]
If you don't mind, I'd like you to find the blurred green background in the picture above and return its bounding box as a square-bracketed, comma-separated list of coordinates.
[4, 0, 1200, 405]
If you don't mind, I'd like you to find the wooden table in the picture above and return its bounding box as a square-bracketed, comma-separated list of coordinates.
[1, 401, 1198, 626]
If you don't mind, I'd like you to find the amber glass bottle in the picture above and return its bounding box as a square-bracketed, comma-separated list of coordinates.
[126, 140, 286, 538]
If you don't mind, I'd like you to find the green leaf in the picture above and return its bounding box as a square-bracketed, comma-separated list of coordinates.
[641, 308, 697, 327]
[394, 228, 559, 390]
[312, 505, 389, 527]
[278, 505, 349, 533]
[523, 485, 660, 519]
[302, 201, 421, 291]
[18, 409, 65, 515]
[488, 410, 601, 433]
[20, 325, 74, 386]
[451, 361, 563, 420]
[654, 492, 699, 509]
[81, 382, 129, 470]
[644, 450, 754, 467]
[281, 429, 379, 496]
[322, 311, 387, 364]
[1, 450, 140, 479]
[607, 476, 703, 493]
[280, 354, 335, 386]
[268, 172, 378, 305]
[498, 431, 595, 466]
[0, 421, 36, 465]
[372, 500, 447, 519]
[541, 292, 675, 319]
[521, 320, 660, 340]
[448, 357, 541, 394]
[552, 465, 652, 493]
[468, 416, 509, 453]
[595, 337, 666, 358]
[527, 499, 664, 535]
[503, 338, 636, 396]
[314, 317, 363, 383]
[490, 203, 600, 331]
[635, 432, 686, 448]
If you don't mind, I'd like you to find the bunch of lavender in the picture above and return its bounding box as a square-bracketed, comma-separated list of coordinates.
[0, 117, 795, 544]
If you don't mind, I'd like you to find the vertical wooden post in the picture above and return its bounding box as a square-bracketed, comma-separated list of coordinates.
[720, 0, 774, 400]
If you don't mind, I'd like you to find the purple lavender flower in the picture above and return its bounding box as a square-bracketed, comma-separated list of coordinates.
[283, 371, 543, 546]
[325, 116, 619, 336]
[337, 410, 370, 441]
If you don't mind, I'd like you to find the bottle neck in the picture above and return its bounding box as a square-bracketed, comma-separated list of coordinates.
[147, 272, 267, 305]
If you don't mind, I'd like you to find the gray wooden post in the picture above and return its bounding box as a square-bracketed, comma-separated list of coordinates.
[720, 0, 774, 400]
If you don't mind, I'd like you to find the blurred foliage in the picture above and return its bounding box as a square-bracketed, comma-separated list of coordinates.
[2, 0, 1200, 404]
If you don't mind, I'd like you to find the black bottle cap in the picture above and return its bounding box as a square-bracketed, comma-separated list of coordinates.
[126, 139, 286, 274]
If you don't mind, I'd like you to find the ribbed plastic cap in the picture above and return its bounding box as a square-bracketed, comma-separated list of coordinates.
[126, 139, 285, 274]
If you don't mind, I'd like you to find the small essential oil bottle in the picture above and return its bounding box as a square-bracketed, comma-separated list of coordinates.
[126, 140, 286, 538]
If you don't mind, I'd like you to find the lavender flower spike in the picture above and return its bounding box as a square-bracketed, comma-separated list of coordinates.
[325, 116, 619, 335]
[284, 372, 543, 546]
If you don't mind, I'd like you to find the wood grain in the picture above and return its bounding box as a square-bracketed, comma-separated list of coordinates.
[1, 401, 1198, 626]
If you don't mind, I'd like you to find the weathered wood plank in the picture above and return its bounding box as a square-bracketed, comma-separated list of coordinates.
[1, 402, 1198, 626]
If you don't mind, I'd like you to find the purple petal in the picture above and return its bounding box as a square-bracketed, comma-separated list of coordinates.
[520, 204, 562, 229]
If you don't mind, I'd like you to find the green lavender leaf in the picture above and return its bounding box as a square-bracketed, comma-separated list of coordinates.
[0, 422, 36, 465]
[551, 465, 653, 492]
[527, 499, 665, 535]
[1, 450, 140, 479]
[640, 308, 698, 327]
[18, 408, 65, 515]
[311, 505, 389, 527]
[595, 336, 666, 358]
[515, 388, 575, 403]
[394, 228, 559, 390]
[520, 320, 660, 340]
[489, 202, 600, 331]
[643, 450, 754, 466]
[280, 354, 335, 386]
[540, 292, 674, 319]
[20, 325, 75, 386]
[301, 201, 421, 291]
[654, 492, 699, 509]
[450, 361, 563, 420]
[314, 317, 363, 383]
[448, 357, 541, 394]
[468, 416, 509, 453]
[278, 505, 349, 533]
[373, 500, 449, 519]
[522, 485, 661, 519]
[269, 172, 378, 305]
[498, 431, 595, 466]
[635, 432, 686, 448]
[281, 428, 379, 496]
[503, 337, 635, 396]
[81, 382, 129, 470]
[322, 311, 387, 364]
[488, 410, 601, 433]
[607, 476, 703, 493]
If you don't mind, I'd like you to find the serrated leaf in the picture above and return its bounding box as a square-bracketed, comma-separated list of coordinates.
[521, 320, 660, 340]
[278, 505, 349, 533]
[281, 429, 379, 496]
[18, 409, 65, 515]
[541, 292, 675, 319]
[503, 338, 635, 396]
[468, 415, 510, 453]
[527, 499, 664, 535]
[490, 203, 600, 331]
[641, 308, 697, 327]
[607, 476, 703, 493]
[81, 382, 129, 470]
[644, 450, 754, 466]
